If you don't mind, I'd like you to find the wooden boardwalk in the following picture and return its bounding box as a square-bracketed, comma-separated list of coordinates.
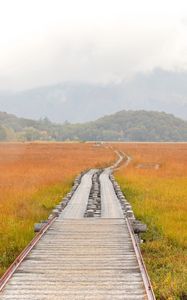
[0, 153, 155, 300]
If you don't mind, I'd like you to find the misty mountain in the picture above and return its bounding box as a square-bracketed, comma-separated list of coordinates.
[0, 110, 186, 142]
[0, 69, 187, 123]
[59, 110, 187, 142]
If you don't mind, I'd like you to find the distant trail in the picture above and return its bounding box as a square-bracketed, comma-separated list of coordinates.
[0, 150, 155, 300]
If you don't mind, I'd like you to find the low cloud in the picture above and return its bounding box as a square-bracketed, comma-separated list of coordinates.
[0, 0, 187, 90]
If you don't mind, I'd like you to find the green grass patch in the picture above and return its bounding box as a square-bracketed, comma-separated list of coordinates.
[116, 174, 187, 300]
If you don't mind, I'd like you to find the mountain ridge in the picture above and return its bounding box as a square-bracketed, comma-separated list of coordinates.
[0, 109, 186, 142]
[0, 69, 187, 122]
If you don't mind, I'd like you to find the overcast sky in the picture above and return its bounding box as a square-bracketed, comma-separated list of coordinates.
[0, 0, 187, 90]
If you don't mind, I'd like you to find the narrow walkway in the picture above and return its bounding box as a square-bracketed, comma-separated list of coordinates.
[60, 170, 97, 219]
[0, 153, 154, 300]
[100, 169, 124, 219]
[0, 219, 146, 300]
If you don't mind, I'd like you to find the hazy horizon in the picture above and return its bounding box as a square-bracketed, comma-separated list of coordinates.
[0, 0, 187, 121]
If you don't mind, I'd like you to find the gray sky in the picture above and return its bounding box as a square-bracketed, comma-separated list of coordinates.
[0, 0, 187, 90]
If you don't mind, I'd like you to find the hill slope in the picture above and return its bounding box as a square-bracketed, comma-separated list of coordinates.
[60, 110, 187, 141]
[0, 110, 186, 142]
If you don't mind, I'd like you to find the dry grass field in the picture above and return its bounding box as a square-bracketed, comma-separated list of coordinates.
[0, 142, 115, 276]
[0, 142, 186, 300]
[114, 143, 187, 300]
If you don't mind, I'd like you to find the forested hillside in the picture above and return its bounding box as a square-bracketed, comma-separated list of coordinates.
[0, 110, 186, 142]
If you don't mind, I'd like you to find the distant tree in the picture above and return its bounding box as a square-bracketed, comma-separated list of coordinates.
[23, 127, 42, 141]
[41, 117, 51, 125]
[0, 125, 7, 141]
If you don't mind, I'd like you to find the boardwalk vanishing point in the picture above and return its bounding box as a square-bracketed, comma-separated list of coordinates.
[0, 152, 155, 300]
